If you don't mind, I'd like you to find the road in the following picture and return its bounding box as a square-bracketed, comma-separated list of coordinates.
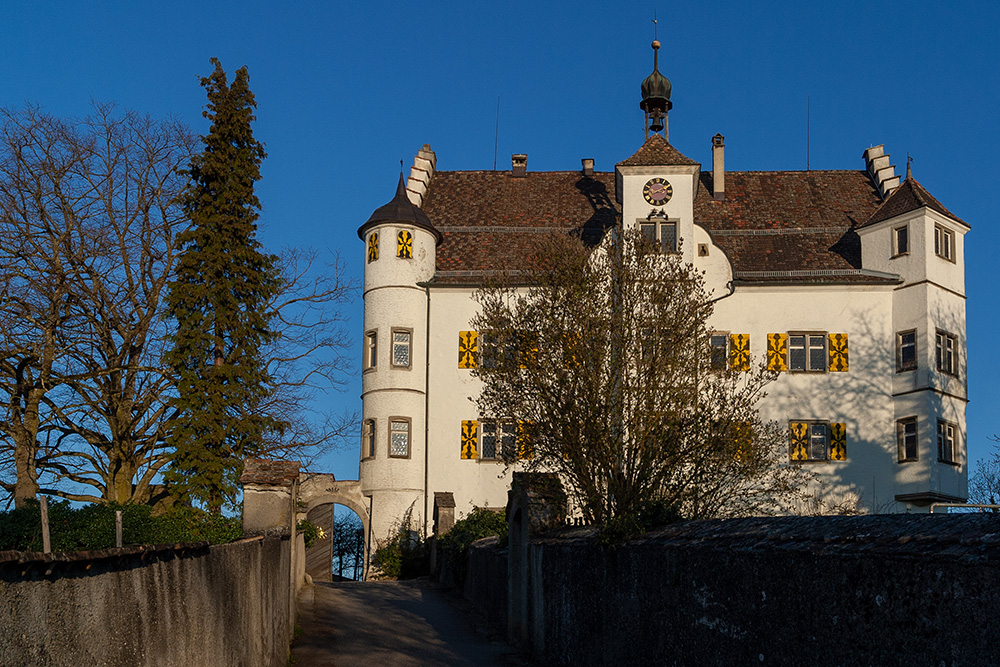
[290, 579, 532, 666]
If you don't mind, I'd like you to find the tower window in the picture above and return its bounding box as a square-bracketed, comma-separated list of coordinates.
[892, 226, 908, 257]
[936, 330, 957, 375]
[897, 330, 917, 372]
[362, 419, 376, 459]
[639, 220, 677, 252]
[397, 229, 413, 259]
[364, 330, 377, 370]
[392, 329, 412, 368]
[389, 418, 411, 458]
[934, 225, 954, 261]
[937, 420, 957, 464]
[897, 417, 918, 462]
[367, 232, 379, 263]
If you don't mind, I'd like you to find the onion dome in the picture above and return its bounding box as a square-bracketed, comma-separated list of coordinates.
[357, 173, 442, 244]
[640, 40, 672, 121]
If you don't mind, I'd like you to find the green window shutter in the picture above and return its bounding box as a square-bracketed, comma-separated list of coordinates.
[729, 333, 750, 371]
[831, 423, 847, 460]
[767, 333, 788, 371]
[829, 333, 849, 372]
[459, 331, 478, 368]
[461, 420, 478, 459]
[790, 422, 809, 461]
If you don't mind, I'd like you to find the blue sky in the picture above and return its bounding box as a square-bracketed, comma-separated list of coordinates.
[2, 1, 997, 485]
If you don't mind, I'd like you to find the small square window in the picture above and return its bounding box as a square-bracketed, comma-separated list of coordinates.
[362, 419, 376, 459]
[639, 220, 678, 252]
[937, 420, 957, 464]
[392, 329, 412, 368]
[897, 330, 917, 372]
[389, 419, 410, 458]
[936, 330, 957, 375]
[934, 225, 954, 261]
[789, 334, 826, 372]
[364, 331, 378, 370]
[893, 226, 909, 256]
[897, 417, 918, 462]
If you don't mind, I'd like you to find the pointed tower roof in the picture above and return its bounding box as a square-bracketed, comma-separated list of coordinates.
[860, 175, 967, 229]
[617, 133, 699, 167]
[358, 174, 443, 243]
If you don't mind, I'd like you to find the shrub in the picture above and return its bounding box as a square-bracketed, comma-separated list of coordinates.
[596, 498, 681, 546]
[297, 519, 325, 549]
[437, 507, 507, 586]
[371, 508, 426, 579]
[0, 499, 242, 552]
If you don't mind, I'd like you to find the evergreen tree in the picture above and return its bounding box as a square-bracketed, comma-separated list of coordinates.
[165, 59, 284, 512]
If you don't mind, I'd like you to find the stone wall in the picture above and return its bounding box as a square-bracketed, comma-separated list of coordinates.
[466, 514, 1000, 666]
[0, 535, 293, 667]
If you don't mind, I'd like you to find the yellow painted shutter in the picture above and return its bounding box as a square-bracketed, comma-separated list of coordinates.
[367, 232, 379, 262]
[459, 331, 478, 368]
[517, 421, 534, 460]
[830, 423, 847, 461]
[397, 230, 413, 258]
[729, 333, 750, 371]
[461, 420, 478, 459]
[828, 333, 849, 372]
[734, 421, 752, 461]
[767, 333, 788, 371]
[519, 332, 539, 369]
[789, 422, 809, 461]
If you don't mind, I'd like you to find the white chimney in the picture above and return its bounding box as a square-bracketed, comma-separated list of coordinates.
[582, 158, 594, 177]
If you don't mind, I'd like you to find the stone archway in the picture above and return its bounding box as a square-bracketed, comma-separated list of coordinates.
[297, 472, 371, 579]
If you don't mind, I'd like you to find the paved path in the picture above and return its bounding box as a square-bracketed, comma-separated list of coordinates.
[291, 579, 532, 666]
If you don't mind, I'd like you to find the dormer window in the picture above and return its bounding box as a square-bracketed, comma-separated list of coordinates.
[892, 225, 908, 257]
[640, 219, 677, 252]
[934, 224, 954, 261]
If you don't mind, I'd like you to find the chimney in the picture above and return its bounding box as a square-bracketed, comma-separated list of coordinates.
[581, 158, 594, 177]
[406, 143, 436, 207]
[512, 154, 527, 177]
[712, 133, 725, 201]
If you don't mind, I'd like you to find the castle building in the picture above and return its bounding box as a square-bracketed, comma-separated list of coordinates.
[357, 42, 969, 542]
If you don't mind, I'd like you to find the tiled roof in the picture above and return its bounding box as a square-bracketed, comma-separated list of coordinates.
[617, 133, 699, 167]
[860, 177, 968, 228]
[240, 458, 300, 486]
[420, 167, 917, 286]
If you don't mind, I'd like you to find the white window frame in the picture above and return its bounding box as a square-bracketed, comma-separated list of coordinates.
[936, 330, 957, 375]
[934, 224, 955, 262]
[897, 416, 918, 462]
[937, 420, 957, 464]
[364, 330, 378, 371]
[897, 330, 917, 372]
[892, 225, 909, 257]
[391, 328, 413, 369]
[362, 418, 376, 459]
[388, 417, 411, 459]
[788, 333, 827, 373]
[639, 219, 678, 253]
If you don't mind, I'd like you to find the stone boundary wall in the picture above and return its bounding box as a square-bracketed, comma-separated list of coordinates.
[466, 514, 1000, 666]
[0, 535, 293, 667]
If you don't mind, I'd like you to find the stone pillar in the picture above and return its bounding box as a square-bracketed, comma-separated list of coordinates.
[506, 473, 566, 652]
[430, 492, 456, 576]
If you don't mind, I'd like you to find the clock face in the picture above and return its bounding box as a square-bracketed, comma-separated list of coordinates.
[643, 177, 673, 205]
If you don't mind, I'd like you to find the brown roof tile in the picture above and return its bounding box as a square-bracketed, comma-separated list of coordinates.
[617, 134, 699, 167]
[860, 177, 968, 228]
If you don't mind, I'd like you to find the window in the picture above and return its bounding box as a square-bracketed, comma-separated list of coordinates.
[937, 421, 957, 464]
[789, 421, 830, 461]
[788, 334, 826, 372]
[364, 330, 377, 370]
[362, 419, 376, 459]
[367, 232, 379, 263]
[934, 224, 954, 261]
[480, 419, 516, 460]
[936, 330, 957, 375]
[897, 417, 918, 462]
[397, 229, 413, 259]
[893, 225, 909, 256]
[639, 219, 678, 252]
[897, 330, 917, 372]
[389, 418, 410, 458]
[710, 333, 728, 371]
[392, 329, 412, 368]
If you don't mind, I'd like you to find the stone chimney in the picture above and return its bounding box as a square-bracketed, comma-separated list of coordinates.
[405, 144, 436, 207]
[712, 134, 725, 201]
[862, 145, 900, 200]
[512, 154, 527, 178]
[581, 158, 594, 177]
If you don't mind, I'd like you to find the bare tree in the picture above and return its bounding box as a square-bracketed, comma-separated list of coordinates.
[473, 228, 811, 525]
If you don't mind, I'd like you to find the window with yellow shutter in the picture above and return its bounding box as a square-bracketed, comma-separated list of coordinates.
[367, 232, 379, 263]
[767, 333, 788, 371]
[789, 421, 845, 462]
[397, 229, 413, 258]
[461, 420, 478, 460]
[728, 333, 750, 371]
[828, 334, 849, 372]
[458, 331, 478, 368]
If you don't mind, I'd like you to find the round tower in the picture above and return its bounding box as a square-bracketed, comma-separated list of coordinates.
[357, 173, 441, 548]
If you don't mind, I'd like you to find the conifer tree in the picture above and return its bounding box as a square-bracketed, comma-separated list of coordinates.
[165, 59, 284, 512]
